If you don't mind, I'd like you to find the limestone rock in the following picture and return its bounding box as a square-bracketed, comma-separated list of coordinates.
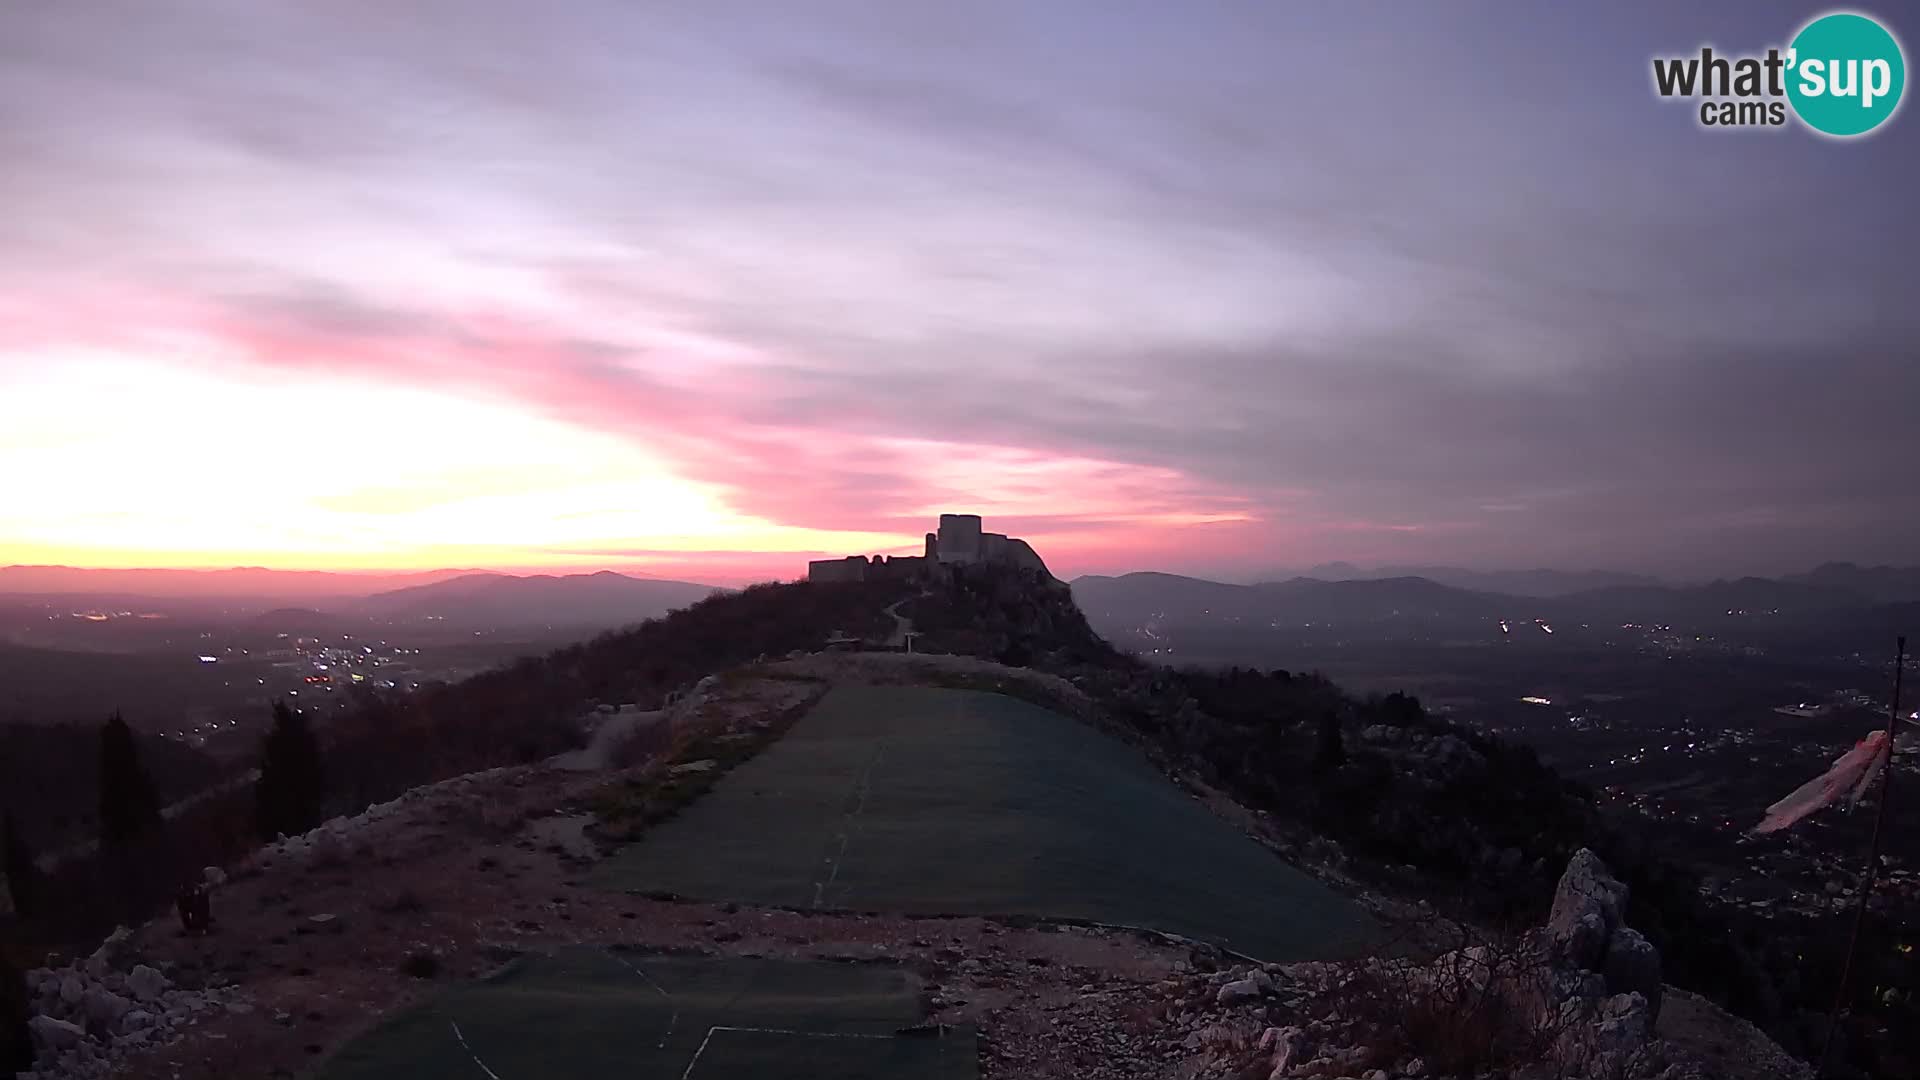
[1589, 992, 1653, 1058]
[28, 1015, 88, 1051]
[1264, 1026, 1306, 1079]
[82, 988, 131, 1030]
[125, 964, 170, 1003]
[1603, 926, 1664, 1022]
[1216, 969, 1272, 1005]
[1546, 848, 1628, 970]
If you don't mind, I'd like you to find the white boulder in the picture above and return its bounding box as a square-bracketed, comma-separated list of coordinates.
[28, 1015, 88, 1051]
[126, 964, 170, 1003]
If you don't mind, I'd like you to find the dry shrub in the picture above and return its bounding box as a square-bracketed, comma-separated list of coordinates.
[475, 801, 528, 839]
[1324, 936, 1565, 1076]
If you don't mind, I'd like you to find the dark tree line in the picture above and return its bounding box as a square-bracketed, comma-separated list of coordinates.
[1, 947, 28, 1079]
[1, 699, 330, 955]
[97, 712, 163, 851]
[5, 580, 900, 950]
[1, 814, 37, 922]
[255, 701, 326, 841]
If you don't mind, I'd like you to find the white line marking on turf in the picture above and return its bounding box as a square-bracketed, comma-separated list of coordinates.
[604, 948, 679, 1048]
[712, 1025, 893, 1038]
[450, 1020, 503, 1080]
[813, 745, 884, 908]
[678, 1026, 719, 1080]
[681, 1025, 897, 1078]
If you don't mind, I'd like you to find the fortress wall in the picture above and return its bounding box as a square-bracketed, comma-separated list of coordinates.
[808, 556, 870, 583]
[937, 513, 983, 563]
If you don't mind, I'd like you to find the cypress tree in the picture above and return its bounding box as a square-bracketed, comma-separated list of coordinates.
[98, 712, 162, 850]
[0, 946, 31, 1078]
[256, 701, 326, 841]
[1313, 710, 1347, 774]
[0, 812, 38, 920]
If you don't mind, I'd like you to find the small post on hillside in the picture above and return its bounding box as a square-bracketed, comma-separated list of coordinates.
[1817, 634, 1906, 1079]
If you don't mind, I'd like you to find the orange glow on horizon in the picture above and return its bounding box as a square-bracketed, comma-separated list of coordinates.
[0, 346, 1257, 584]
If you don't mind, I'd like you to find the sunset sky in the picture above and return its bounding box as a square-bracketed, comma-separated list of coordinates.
[3, 2, 1915, 586]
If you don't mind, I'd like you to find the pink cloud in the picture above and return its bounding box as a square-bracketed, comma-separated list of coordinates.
[176, 290, 1259, 550]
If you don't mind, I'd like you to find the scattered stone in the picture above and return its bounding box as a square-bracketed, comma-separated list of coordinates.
[82, 987, 131, 1029]
[1265, 1026, 1306, 1077]
[126, 964, 171, 1003]
[28, 1015, 88, 1051]
[1215, 977, 1264, 1005]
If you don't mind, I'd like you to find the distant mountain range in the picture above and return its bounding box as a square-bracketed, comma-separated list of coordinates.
[1243, 561, 1920, 605]
[348, 571, 721, 628]
[0, 566, 724, 632]
[1071, 572, 1509, 626]
[0, 565, 478, 601]
[7, 560, 1911, 642]
[1274, 564, 1662, 598]
[1071, 565, 1920, 647]
[1781, 562, 1920, 604]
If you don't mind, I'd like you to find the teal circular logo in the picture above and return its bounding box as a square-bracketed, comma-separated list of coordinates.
[1787, 12, 1906, 137]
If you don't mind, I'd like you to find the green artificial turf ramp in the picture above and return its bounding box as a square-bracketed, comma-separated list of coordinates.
[594, 685, 1377, 961]
[320, 948, 974, 1079]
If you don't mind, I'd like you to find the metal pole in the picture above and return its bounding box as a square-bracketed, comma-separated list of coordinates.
[1817, 635, 1906, 1079]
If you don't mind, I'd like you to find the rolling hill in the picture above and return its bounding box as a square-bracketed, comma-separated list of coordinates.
[1281, 563, 1663, 597]
[0, 565, 475, 601]
[352, 571, 722, 629]
[1070, 572, 1509, 628]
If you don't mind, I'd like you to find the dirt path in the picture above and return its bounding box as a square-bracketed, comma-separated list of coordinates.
[881, 597, 914, 647]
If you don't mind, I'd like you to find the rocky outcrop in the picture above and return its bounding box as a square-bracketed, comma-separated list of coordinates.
[1140, 850, 1684, 1080]
[16, 923, 248, 1080]
[1546, 848, 1630, 970]
[1546, 847, 1661, 1023]
[1604, 929, 1664, 1015]
[1534, 849, 1670, 1077]
[245, 764, 522, 873]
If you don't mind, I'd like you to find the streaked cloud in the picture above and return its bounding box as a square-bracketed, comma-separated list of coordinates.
[2, 1, 1914, 581]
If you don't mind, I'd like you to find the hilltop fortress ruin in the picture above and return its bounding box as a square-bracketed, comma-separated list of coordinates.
[808, 513, 1050, 583]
